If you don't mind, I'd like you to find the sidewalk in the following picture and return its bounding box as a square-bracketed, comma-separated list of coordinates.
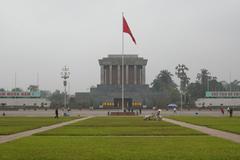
[0, 116, 93, 144]
[163, 118, 240, 143]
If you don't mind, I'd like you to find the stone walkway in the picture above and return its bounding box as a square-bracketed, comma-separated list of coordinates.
[163, 118, 240, 143]
[0, 116, 93, 144]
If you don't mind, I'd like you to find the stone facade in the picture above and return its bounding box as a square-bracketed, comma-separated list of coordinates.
[75, 54, 162, 109]
[99, 55, 147, 85]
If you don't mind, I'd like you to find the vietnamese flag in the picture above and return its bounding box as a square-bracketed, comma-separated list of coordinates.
[123, 16, 136, 44]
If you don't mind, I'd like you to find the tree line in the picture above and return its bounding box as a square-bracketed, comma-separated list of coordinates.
[1, 66, 239, 108]
[151, 65, 240, 107]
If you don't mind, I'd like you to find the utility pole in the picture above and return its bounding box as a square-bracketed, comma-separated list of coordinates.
[61, 66, 70, 115]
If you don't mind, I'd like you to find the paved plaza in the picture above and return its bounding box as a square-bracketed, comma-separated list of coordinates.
[1, 109, 239, 117]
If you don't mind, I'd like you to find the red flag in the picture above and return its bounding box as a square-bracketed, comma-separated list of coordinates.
[123, 16, 136, 44]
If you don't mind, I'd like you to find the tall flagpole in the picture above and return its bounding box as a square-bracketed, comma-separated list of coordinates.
[122, 12, 124, 112]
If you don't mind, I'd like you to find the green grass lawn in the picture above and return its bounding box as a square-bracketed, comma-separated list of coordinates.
[0, 136, 240, 160]
[0, 117, 76, 135]
[38, 116, 204, 136]
[0, 116, 239, 160]
[168, 116, 240, 134]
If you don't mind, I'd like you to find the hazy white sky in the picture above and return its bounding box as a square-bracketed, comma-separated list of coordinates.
[0, 0, 240, 93]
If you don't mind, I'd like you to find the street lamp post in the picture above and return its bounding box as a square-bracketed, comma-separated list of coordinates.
[61, 66, 70, 113]
[181, 91, 183, 112]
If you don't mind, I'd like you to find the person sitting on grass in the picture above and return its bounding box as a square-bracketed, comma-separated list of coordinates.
[156, 109, 162, 120]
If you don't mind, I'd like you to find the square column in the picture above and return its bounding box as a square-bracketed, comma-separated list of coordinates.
[117, 65, 120, 85]
[142, 66, 146, 84]
[100, 65, 104, 84]
[109, 65, 112, 85]
[134, 65, 137, 84]
[126, 65, 129, 84]
[104, 68, 107, 85]
[139, 68, 142, 85]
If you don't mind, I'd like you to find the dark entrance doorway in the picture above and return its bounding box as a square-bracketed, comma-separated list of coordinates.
[114, 98, 132, 109]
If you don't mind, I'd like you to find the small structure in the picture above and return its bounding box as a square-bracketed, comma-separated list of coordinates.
[110, 112, 135, 116]
[0, 86, 50, 108]
[168, 104, 177, 108]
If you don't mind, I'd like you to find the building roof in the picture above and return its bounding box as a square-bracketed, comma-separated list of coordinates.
[99, 54, 147, 66]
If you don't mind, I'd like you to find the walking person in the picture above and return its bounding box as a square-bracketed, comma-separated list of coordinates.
[156, 109, 162, 120]
[173, 107, 177, 113]
[227, 107, 230, 114]
[229, 108, 233, 117]
[55, 108, 59, 118]
[220, 107, 224, 115]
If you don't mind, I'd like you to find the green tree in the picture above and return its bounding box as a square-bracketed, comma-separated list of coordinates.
[49, 90, 64, 108]
[186, 71, 225, 107]
[230, 80, 240, 91]
[221, 80, 240, 91]
[175, 64, 190, 107]
[209, 77, 225, 91]
[40, 90, 51, 98]
[196, 68, 210, 96]
[151, 70, 180, 106]
[151, 70, 176, 92]
[187, 82, 203, 105]
[175, 64, 190, 92]
[0, 88, 5, 92]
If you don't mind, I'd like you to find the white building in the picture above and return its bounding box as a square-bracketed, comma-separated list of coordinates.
[0, 98, 50, 108]
[195, 91, 240, 108]
[0, 87, 51, 108]
[195, 98, 240, 108]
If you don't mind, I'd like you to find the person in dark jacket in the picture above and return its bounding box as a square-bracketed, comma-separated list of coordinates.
[55, 108, 59, 118]
[229, 108, 233, 117]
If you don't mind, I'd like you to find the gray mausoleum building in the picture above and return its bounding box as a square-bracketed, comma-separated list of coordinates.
[99, 54, 147, 85]
[75, 54, 163, 109]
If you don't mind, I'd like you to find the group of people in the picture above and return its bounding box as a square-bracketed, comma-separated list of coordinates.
[144, 109, 162, 120]
[220, 107, 233, 117]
